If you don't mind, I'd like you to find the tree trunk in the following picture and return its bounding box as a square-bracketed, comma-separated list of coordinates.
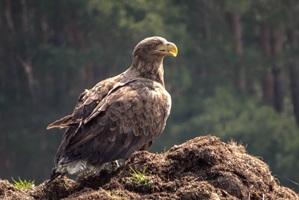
[227, 12, 245, 93]
[271, 29, 284, 112]
[288, 30, 299, 125]
[20, 0, 37, 102]
[202, 0, 212, 40]
[260, 22, 274, 107]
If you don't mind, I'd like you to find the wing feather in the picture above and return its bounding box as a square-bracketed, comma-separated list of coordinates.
[47, 115, 76, 129]
[48, 74, 125, 130]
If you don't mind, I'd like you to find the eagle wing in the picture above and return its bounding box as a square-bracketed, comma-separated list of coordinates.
[55, 79, 171, 165]
[47, 74, 125, 129]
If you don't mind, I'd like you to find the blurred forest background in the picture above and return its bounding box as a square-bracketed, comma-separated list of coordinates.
[1, 0, 299, 191]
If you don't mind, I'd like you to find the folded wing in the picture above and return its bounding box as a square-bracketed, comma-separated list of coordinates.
[54, 79, 171, 165]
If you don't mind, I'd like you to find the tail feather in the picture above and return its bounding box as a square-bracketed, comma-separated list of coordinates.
[47, 115, 78, 129]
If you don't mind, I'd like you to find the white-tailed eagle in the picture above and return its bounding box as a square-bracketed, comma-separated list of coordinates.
[47, 36, 178, 179]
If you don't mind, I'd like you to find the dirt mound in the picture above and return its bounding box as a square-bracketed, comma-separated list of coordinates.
[1, 136, 298, 199]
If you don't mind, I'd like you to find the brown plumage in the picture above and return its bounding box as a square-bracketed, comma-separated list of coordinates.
[47, 36, 178, 179]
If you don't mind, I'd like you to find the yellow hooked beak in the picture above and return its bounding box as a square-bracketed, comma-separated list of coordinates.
[157, 42, 178, 57]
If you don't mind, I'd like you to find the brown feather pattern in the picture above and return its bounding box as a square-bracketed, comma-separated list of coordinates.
[48, 36, 177, 177]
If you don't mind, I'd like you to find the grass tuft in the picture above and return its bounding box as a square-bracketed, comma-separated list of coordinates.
[129, 165, 151, 185]
[11, 177, 35, 189]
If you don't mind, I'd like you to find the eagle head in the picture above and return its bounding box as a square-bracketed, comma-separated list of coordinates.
[132, 36, 178, 61]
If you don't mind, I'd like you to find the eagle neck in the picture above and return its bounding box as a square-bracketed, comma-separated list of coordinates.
[130, 57, 165, 87]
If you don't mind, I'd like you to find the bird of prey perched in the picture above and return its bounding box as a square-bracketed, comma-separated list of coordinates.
[47, 36, 178, 179]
